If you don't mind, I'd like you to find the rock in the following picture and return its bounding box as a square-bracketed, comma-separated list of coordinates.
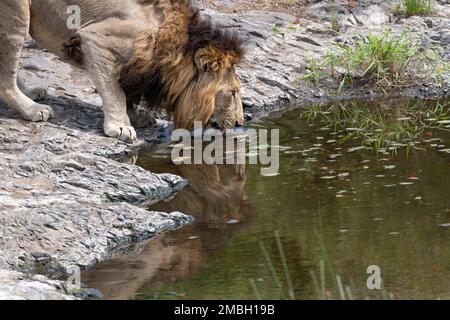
[0, 74, 193, 284]
[22, 63, 42, 71]
[0, 106, 192, 273]
[0, 270, 75, 300]
[305, 2, 350, 22]
[1, 42, 194, 298]
[356, 5, 390, 27]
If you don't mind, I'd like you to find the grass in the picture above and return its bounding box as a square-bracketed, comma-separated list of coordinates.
[328, 2, 340, 33]
[304, 30, 449, 93]
[302, 99, 450, 152]
[271, 25, 298, 38]
[251, 208, 395, 300]
[399, 0, 436, 16]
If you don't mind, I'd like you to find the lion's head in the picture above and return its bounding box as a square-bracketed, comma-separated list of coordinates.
[211, 71, 244, 130]
[172, 41, 244, 131]
[121, 7, 245, 131]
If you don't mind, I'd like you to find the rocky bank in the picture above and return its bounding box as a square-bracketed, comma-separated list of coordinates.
[1, 0, 450, 299]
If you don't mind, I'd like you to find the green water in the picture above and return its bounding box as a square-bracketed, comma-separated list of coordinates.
[84, 99, 450, 300]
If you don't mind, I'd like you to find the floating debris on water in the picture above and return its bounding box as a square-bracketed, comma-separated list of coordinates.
[348, 146, 366, 153]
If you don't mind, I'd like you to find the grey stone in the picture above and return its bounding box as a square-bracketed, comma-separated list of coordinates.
[0, 120, 192, 273]
[0, 65, 193, 295]
[0, 270, 76, 300]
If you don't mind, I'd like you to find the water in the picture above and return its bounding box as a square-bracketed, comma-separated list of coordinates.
[84, 99, 450, 300]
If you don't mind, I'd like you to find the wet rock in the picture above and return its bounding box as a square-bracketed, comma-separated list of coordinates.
[0, 270, 75, 300]
[0, 81, 192, 293]
[0, 110, 192, 273]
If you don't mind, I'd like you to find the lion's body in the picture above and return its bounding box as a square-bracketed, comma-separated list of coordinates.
[0, 0, 244, 142]
[29, 0, 162, 66]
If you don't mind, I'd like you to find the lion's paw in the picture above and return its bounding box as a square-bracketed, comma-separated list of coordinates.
[25, 86, 48, 101]
[24, 103, 54, 122]
[104, 122, 137, 143]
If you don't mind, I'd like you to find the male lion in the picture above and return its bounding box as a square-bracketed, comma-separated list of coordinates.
[0, 0, 244, 142]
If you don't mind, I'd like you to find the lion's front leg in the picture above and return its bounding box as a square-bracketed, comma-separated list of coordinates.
[0, 0, 53, 122]
[99, 84, 137, 142]
[82, 40, 136, 143]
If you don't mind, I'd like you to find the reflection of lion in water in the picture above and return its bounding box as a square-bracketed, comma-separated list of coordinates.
[0, 0, 244, 142]
[84, 162, 253, 299]
[152, 162, 251, 227]
[135, 145, 253, 226]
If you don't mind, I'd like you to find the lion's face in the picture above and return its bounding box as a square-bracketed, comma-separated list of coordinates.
[210, 66, 244, 130]
[172, 45, 244, 131]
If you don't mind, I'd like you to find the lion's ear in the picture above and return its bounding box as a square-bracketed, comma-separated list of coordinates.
[194, 48, 211, 74]
[194, 46, 220, 74]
